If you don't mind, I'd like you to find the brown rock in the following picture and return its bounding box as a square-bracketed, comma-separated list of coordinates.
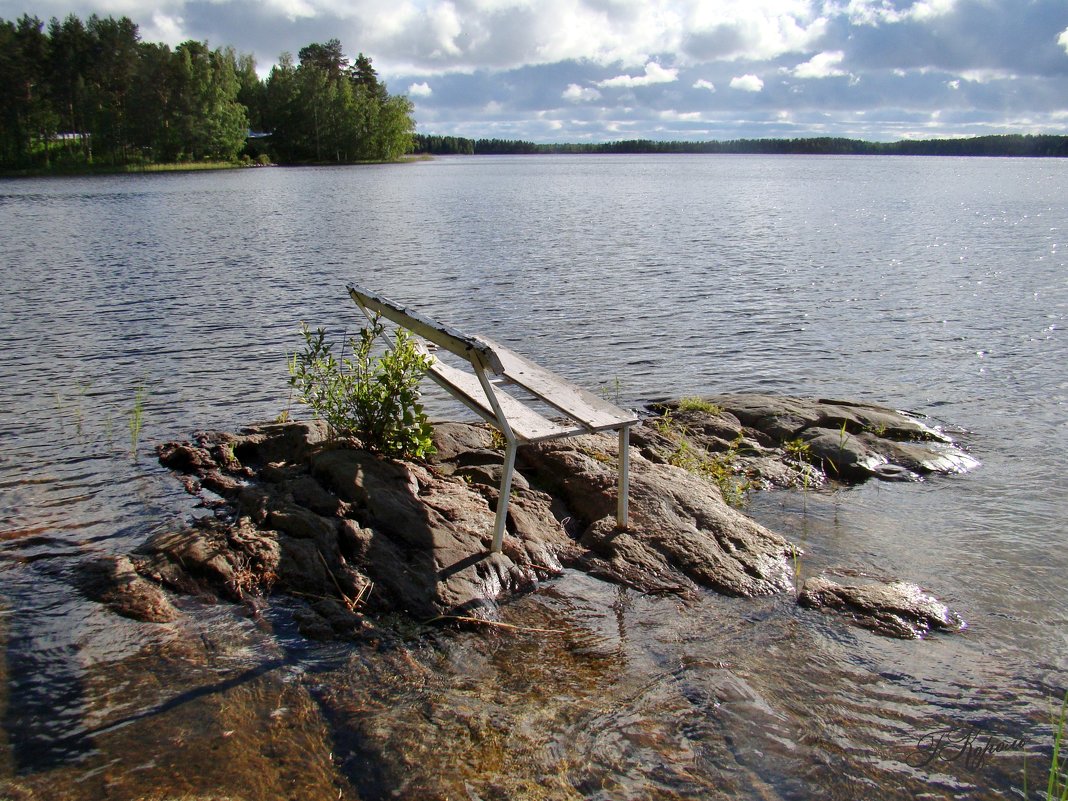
[79, 556, 179, 623]
[798, 576, 965, 638]
[144, 397, 973, 640]
[521, 435, 795, 597]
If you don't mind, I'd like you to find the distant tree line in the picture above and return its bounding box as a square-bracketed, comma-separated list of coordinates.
[0, 13, 415, 170]
[412, 134, 1068, 158]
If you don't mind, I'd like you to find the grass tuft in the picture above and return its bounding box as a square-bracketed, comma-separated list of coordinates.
[677, 396, 723, 414]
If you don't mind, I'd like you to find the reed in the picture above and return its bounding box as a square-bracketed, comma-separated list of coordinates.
[1025, 690, 1068, 800]
[1047, 691, 1068, 800]
[128, 385, 146, 459]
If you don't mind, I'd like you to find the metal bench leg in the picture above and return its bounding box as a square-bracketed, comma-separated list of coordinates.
[617, 426, 630, 529]
[492, 437, 518, 553]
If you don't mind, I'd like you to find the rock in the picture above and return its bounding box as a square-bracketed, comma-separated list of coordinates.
[646, 394, 977, 487]
[798, 576, 965, 638]
[799, 428, 891, 481]
[148, 423, 579, 622]
[137, 515, 286, 602]
[78, 556, 179, 623]
[520, 436, 795, 597]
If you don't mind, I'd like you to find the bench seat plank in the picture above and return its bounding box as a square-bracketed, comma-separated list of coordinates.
[426, 359, 584, 442]
[477, 336, 638, 431]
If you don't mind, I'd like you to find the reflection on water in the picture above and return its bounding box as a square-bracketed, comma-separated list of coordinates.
[1, 156, 1066, 799]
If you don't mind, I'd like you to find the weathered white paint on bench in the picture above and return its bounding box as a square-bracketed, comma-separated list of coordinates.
[348, 284, 638, 553]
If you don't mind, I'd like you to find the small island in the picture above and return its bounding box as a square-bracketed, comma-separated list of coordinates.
[84, 394, 974, 641]
[0, 16, 414, 173]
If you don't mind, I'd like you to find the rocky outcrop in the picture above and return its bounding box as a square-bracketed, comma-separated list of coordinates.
[125, 395, 972, 639]
[642, 394, 978, 488]
[143, 419, 795, 636]
[517, 437, 794, 597]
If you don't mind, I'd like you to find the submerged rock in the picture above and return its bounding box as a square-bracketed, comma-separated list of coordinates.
[798, 576, 965, 639]
[78, 555, 179, 623]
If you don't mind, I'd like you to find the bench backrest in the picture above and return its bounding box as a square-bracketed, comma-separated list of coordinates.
[348, 285, 503, 374]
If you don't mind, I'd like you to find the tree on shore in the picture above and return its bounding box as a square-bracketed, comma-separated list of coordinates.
[262, 38, 413, 163]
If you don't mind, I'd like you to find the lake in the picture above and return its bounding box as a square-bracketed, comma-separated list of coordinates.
[1, 154, 1066, 799]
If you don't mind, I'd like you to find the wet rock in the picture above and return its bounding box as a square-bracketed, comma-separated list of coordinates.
[78, 556, 179, 623]
[648, 394, 977, 487]
[149, 423, 578, 622]
[137, 516, 283, 603]
[798, 576, 965, 638]
[520, 436, 795, 597]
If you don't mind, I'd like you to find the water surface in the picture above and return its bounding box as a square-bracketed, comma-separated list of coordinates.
[1, 155, 1066, 799]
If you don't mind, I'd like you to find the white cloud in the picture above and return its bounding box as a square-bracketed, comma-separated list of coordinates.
[562, 83, 602, 102]
[1058, 27, 1068, 55]
[693, 78, 716, 92]
[426, 1, 463, 58]
[141, 11, 187, 46]
[730, 74, 765, 92]
[793, 50, 846, 79]
[910, 0, 957, 22]
[947, 79, 960, 90]
[408, 81, 433, 97]
[958, 69, 1018, 83]
[845, 0, 957, 26]
[659, 110, 703, 121]
[261, 0, 317, 21]
[597, 62, 679, 88]
[682, 0, 829, 62]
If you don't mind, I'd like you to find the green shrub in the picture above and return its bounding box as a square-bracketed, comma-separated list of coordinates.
[288, 317, 435, 459]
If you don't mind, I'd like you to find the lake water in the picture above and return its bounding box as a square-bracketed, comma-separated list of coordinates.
[0, 155, 1066, 800]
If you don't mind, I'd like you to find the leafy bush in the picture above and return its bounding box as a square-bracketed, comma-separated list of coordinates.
[288, 317, 435, 459]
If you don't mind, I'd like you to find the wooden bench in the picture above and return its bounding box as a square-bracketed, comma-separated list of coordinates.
[348, 285, 638, 553]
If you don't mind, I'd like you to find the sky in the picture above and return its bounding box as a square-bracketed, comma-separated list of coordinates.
[5, 0, 1068, 143]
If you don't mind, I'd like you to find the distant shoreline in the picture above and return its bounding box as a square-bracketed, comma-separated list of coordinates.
[0, 156, 433, 179]
[4, 134, 1065, 179]
[412, 133, 1068, 158]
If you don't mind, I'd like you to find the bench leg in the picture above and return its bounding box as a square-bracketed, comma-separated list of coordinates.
[492, 438, 518, 553]
[617, 426, 630, 529]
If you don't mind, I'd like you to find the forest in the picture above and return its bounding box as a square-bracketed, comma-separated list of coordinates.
[412, 133, 1068, 158]
[0, 13, 415, 170]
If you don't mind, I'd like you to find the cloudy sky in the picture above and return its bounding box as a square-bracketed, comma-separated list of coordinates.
[5, 0, 1068, 142]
